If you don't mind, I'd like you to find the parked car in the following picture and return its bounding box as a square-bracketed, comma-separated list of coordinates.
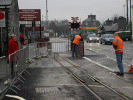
[115, 31, 131, 41]
[59, 35, 65, 38]
[86, 34, 100, 43]
[100, 34, 114, 45]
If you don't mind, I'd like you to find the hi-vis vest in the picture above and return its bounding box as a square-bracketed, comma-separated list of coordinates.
[73, 35, 81, 45]
[113, 36, 123, 54]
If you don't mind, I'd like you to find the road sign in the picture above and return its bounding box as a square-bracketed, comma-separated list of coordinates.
[71, 17, 79, 20]
[19, 9, 41, 21]
[0, 12, 5, 27]
[33, 31, 35, 34]
[69, 22, 81, 30]
[32, 21, 35, 27]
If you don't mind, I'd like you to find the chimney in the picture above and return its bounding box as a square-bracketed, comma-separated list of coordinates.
[118, 16, 126, 31]
[88, 15, 96, 20]
[105, 18, 113, 26]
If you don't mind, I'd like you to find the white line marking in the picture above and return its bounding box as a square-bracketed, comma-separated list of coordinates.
[83, 57, 115, 72]
[87, 48, 131, 66]
[5, 94, 26, 100]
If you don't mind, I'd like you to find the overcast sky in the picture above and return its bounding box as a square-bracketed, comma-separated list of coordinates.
[18, 0, 132, 23]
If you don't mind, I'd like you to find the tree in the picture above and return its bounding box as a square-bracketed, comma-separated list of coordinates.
[113, 17, 118, 23]
[49, 22, 56, 31]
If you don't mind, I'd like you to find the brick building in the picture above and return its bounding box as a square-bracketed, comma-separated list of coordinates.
[82, 14, 100, 34]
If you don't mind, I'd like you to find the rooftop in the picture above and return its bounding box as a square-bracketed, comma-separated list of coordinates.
[0, 0, 12, 6]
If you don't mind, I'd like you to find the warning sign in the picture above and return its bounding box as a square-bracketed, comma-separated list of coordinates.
[0, 12, 6, 27]
[19, 9, 41, 21]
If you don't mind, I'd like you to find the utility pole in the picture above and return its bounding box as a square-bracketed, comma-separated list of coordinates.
[124, 5, 126, 17]
[130, 0, 132, 42]
[127, 0, 128, 30]
[46, 0, 48, 30]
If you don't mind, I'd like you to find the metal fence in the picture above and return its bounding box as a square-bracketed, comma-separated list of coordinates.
[0, 56, 8, 80]
[0, 40, 72, 98]
[33, 41, 71, 58]
[0, 45, 30, 97]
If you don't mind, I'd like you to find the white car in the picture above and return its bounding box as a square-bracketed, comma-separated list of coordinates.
[59, 35, 65, 38]
[86, 34, 99, 43]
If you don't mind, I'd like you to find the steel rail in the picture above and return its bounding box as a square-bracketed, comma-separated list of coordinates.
[86, 48, 133, 85]
[62, 57, 130, 100]
[54, 57, 103, 100]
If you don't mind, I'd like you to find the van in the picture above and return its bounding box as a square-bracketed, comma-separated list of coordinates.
[115, 31, 131, 41]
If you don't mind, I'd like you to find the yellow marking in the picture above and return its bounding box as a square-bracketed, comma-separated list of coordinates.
[31, 49, 36, 51]
[58, 84, 133, 89]
[78, 75, 114, 79]
[88, 85, 105, 88]
[82, 27, 97, 30]
[111, 86, 133, 89]
[78, 75, 86, 76]
[58, 84, 83, 86]
[94, 76, 115, 79]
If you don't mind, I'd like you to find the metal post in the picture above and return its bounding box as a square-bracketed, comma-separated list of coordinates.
[40, 21, 41, 38]
[130, 0, 132, 42]
[40, 11, 41, 38]
[124, 5, 126, 17]
[46, 0, 48, 30]
[6, 6, 9, 55]
[68, 32, 69, 51]
[1, 27, 3, 52]
[127, 0, 129, 30]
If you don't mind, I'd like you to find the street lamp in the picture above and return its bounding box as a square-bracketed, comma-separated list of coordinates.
[46, 0, 48, 30]
[123, 5, 126, 17]
[129, 0, 132, 42]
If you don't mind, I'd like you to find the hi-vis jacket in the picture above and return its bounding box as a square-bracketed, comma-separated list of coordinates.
[112, 36, 123, 54]
[73, 35, 81, 45]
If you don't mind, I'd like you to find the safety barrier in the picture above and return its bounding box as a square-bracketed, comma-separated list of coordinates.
[0, 56, 8, 80]
[0, 41, 71, 98]
[0, 45, 30, 97]
[31, 41, 71, 58]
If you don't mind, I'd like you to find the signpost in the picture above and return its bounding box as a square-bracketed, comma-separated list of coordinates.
[19, 9, 41, 21]
[19, 9, 41, 38]
[0, 11, 6, 52]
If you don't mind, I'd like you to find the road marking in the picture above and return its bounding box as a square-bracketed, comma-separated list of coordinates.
[94, 76, 115, 79]
[86, 48, 131, 66]
[58, 84, 83, 86]
[58, 84, 133, 89]
[78, 75, 114, 79]
[5, 94, 25, 100]
[83, 57, 115, 72]
[111, 86, 133, 89]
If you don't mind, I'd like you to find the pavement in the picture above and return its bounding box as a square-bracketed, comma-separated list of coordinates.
[0, 51, 133, 100]
[1, 40, 133, 99]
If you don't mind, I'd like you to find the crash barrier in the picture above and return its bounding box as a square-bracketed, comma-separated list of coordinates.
[30, 41, 71, 58]
[0, 56, 8, 80]
[71, 40, 84, 57]
[1, 45, 30, 95]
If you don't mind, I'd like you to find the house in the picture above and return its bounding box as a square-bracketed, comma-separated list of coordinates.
[82, 14, 100, 34]
[97, 17, 126, 37]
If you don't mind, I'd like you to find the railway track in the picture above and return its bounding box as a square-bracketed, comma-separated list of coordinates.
[54, 56, 130, 100]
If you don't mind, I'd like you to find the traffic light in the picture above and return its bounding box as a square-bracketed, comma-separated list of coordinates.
[20, 24, 25, 33]
[32, 21, 35, 27]
[71, 23, 79, 28]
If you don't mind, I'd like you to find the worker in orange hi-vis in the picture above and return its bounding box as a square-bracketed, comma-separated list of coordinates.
[72, 33, 81, 57]
[112, 33, 124, 76]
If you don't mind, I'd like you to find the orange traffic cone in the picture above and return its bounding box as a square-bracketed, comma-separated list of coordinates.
[129, 65, 133, 73]
[24, 41, 26, 45]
